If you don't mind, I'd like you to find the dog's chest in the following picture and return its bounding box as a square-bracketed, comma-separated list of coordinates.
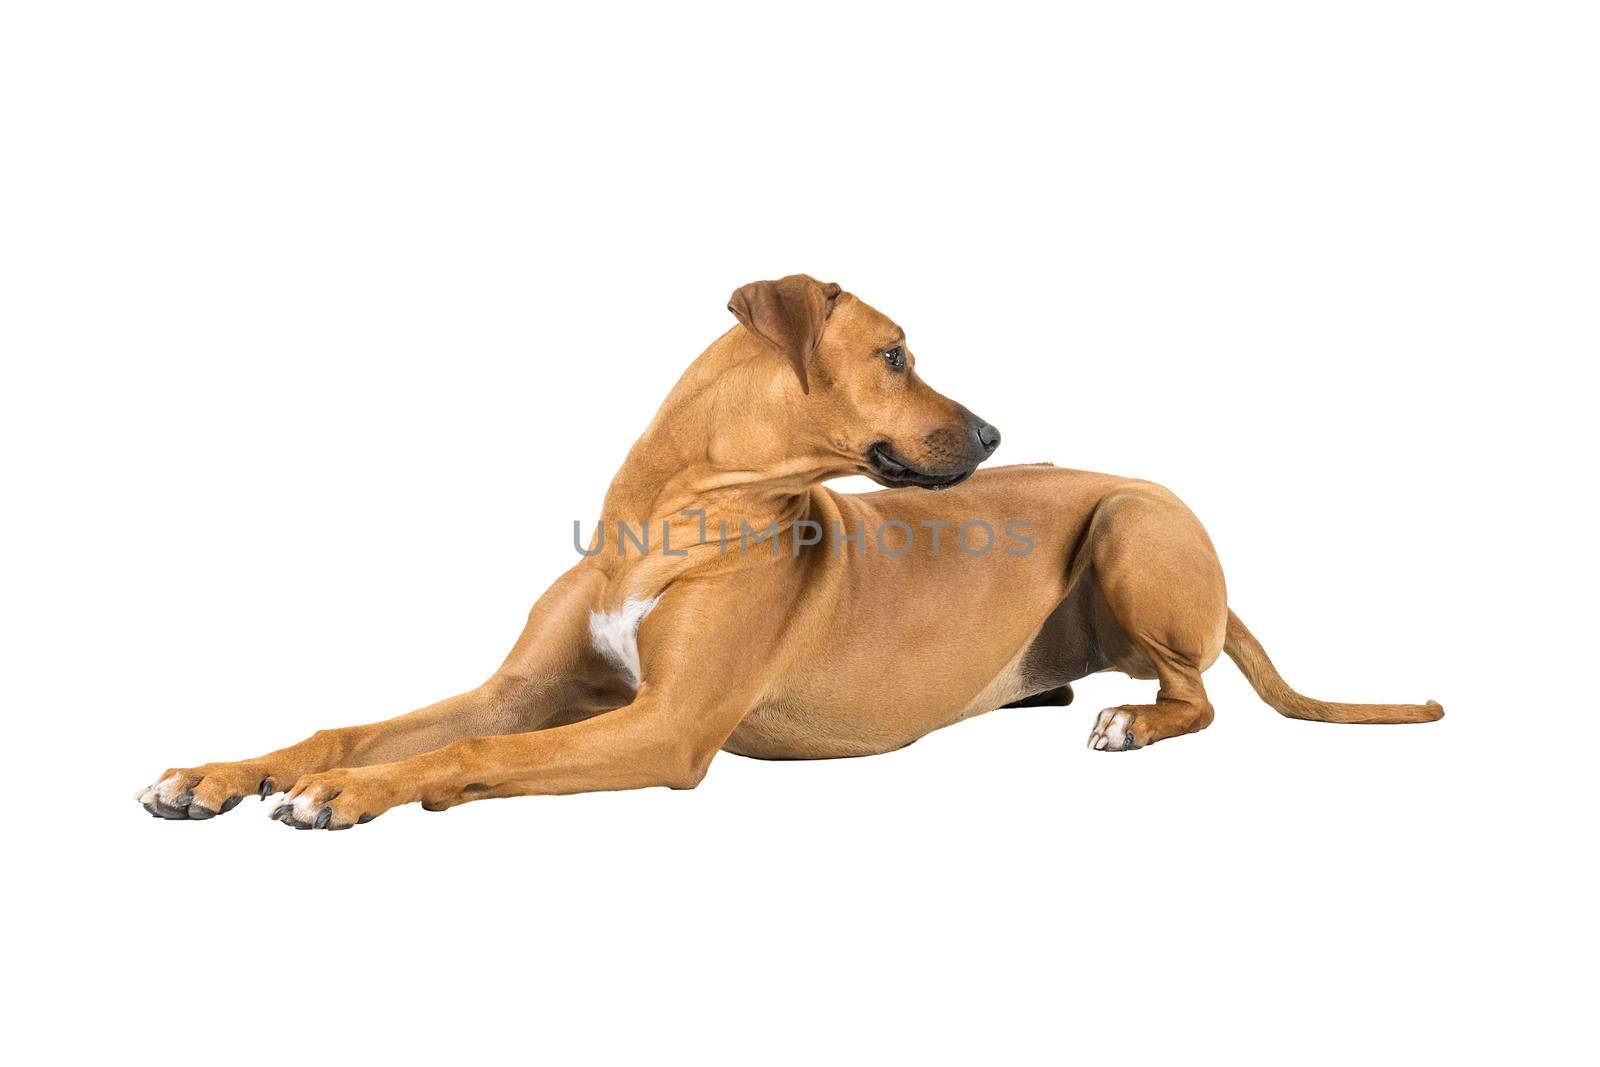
[588, 597, 658, 689]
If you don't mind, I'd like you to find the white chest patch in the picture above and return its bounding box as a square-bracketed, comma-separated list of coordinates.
[589, 597, 659, 690]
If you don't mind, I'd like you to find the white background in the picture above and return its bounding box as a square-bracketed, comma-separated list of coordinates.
[3, 2, 1596, 1064]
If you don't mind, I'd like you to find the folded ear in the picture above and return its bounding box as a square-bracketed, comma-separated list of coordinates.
[727, 274, 843, 393]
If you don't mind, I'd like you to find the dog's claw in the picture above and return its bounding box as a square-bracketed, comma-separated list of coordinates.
[270, 803, 292, 821]
[259, 778, 275, 799]
[313, 807, 332, 829]
[152, 797, 189, 819]
[139, 766, 280, 822]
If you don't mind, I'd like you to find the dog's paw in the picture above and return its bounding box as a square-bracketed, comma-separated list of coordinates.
[136, 762, 279, 820]
[1087, 707, 1140, 752]
[269, 768, 404, 831]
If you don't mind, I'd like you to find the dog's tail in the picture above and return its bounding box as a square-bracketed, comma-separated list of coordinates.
[1223, 610, 1443, 724]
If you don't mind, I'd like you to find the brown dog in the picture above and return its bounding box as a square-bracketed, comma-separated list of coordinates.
[136, 275, 1442, 829]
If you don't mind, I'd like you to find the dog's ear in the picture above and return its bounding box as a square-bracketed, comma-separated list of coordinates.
[727, 274, 843, 394]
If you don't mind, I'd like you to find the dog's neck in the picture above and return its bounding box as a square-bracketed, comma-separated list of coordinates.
[597, 329, 845, 540]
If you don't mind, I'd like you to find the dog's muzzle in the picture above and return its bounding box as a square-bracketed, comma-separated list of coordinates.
[865, 419, 1001, 490]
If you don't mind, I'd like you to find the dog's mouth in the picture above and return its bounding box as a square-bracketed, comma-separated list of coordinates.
[864, 442, 975, 491]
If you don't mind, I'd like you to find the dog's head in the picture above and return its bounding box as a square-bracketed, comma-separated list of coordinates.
[728, 274, 1000, 490]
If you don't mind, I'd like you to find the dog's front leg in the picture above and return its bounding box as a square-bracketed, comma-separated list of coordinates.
[136, 566, 624, 820]
[265, 687, 740, 827]
[265, 580, 781, 828]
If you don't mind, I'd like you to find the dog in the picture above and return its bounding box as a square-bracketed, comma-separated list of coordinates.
[136, 274, 1442, 829]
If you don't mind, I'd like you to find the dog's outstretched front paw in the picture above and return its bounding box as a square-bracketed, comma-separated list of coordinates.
[1087, 707, 1140, 752]
[270, 768, 405, 830]
[136, 763, 279, 820]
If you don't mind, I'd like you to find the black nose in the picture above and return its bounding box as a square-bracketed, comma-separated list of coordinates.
[974, 421, 1002, 456]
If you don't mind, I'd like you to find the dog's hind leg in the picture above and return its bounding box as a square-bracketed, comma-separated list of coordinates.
[1003, 684, 1074, 708]
[1082, 486, 1228, 751]
[1086, 652, 1215, 751]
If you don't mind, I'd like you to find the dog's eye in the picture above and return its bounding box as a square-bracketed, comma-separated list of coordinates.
[883, 345, 906, 371]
